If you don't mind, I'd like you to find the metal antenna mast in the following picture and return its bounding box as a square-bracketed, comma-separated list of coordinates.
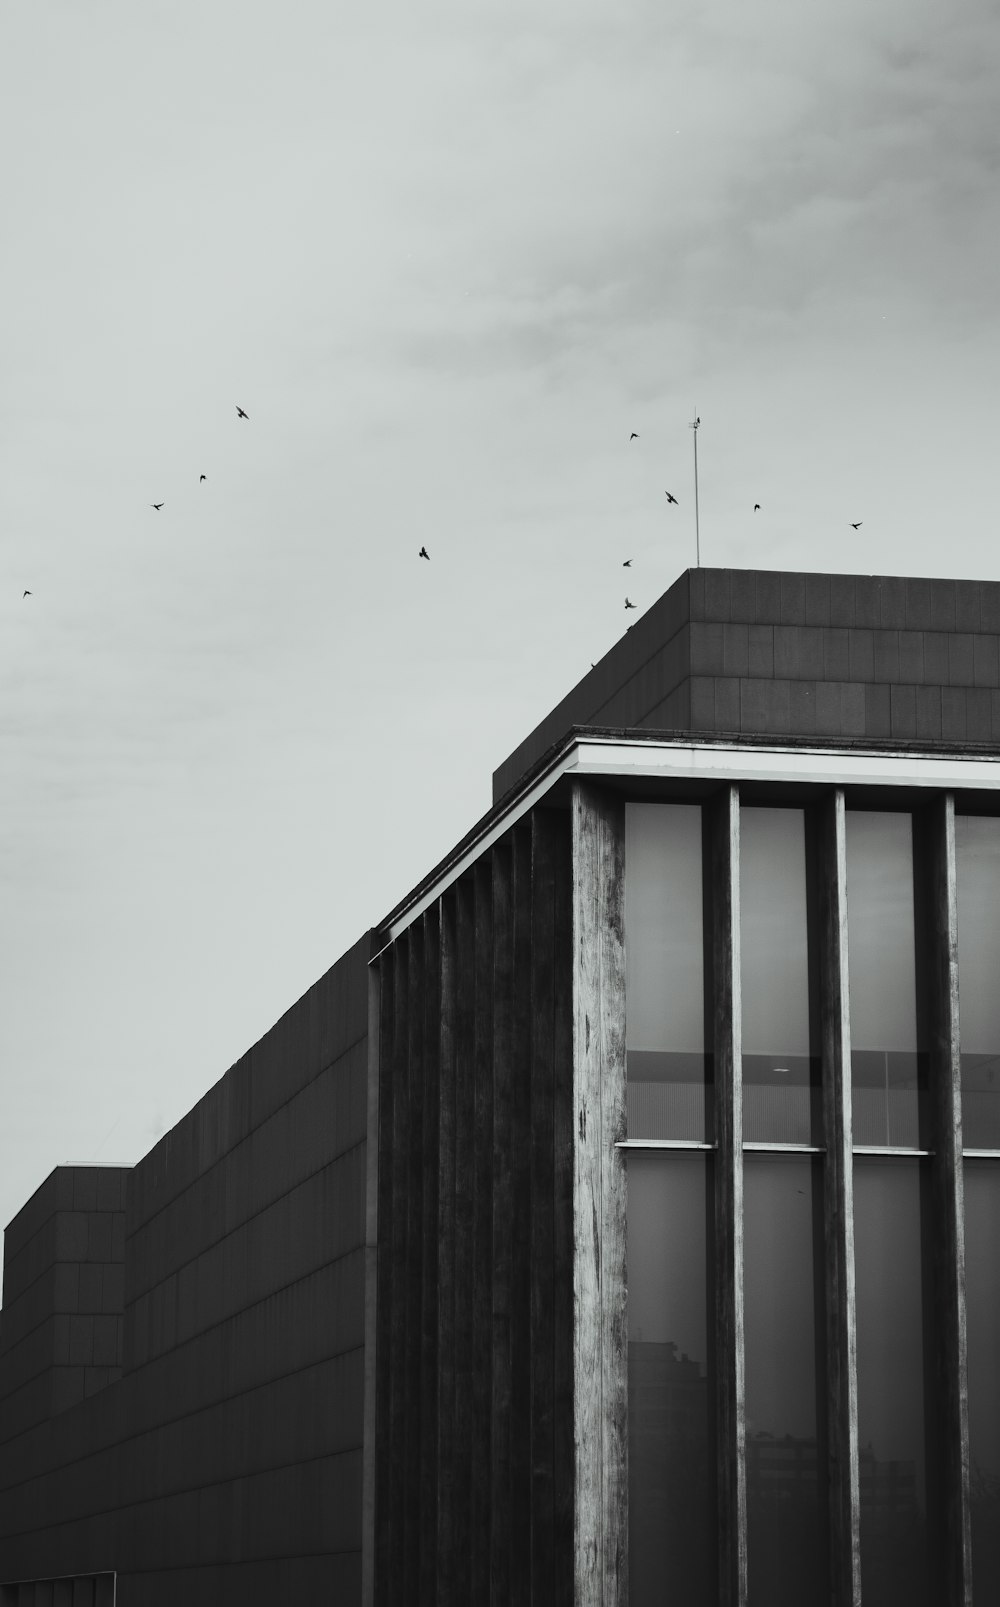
[690, 410, 701, 567]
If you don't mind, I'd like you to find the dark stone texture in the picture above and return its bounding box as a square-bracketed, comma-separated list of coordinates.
[690, 622, 725, 676]
[688, 567, 706, 620]
[815, 681, 842, 736]
[855, 577, 880, 629]
[915, 686, 942, 741]
[967, 688, 991, 742]
[730, 570, 756, 623]
[755, 571, 782, 622]
[879, 576, 906, 628]
[942, 687, 967, 741]
[779, 572, 807, 625]
[905, 578, 933, 631]
[930, 580, 957, 633]
[873, 631, 900, 684]
[865, 683, 891, 738]
[704, 569, 730, 622]
[949, 635, 974, 687]
[923, 632, 950, 685]
[805, 573, 831, 627]
[848, 629, 875, 682]
[981, 584, 1000, 634]
[973, 635, 999, 688]
[890, 684, 917, 740]
[898, 632, 924, 685]
[774, 625, 824, 681]
[748, 625, 774, 678]
[689, 677, 716, 730]
[73, 1174, 98, 1214]
[823, 629, 850, 682]
[739, 678, 769, 734]
[955, 582, 980, 633]
[841, 683, 866, 736]
[788, 681, 817, 734]
[829, 574, 856, 627]
[768, 674, 790, 732]
[715, 677, 741, 731]
[723, 624, 749, 678]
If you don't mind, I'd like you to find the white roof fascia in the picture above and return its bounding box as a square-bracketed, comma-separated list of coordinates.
[384, 734, 1000, 944]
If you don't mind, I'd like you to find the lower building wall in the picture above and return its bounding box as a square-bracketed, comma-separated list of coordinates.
[0, 934, 371, 1605]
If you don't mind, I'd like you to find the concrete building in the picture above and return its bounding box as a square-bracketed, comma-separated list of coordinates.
[3, 566, 1000, 1606]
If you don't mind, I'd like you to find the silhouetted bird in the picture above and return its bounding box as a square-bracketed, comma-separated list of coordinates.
[754, 503, 760, 512]
[665, 492, 678, 505]
[151, 503, 164, 511]
[419, 546, 430, 560]
[625, 597, 637, 610]
[851, 521, 862, 529]
[623, 559, 632, 567]
[22, 590, 31, 598]
[236, 406, 249, 419]
[200, 474, 207, 482]
[629, 432, 639, 441]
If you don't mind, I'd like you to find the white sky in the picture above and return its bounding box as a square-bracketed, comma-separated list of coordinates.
[2, 0, 999, 1238]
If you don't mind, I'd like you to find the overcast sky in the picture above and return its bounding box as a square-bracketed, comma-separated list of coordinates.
[2, 0, 999, 1238]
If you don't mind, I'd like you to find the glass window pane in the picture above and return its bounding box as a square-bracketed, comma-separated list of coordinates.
[627, 1152, 715, 1606]
[740, 808, 820, 1144]
[854, 1159, 930, 1607]
[625, 804, 708, 1140]
[744, 1155, 828, 1605]
[847, 813, 924, 1148]
[956, 816, 1000, 1148]
[964, 1160, 1000, 1600]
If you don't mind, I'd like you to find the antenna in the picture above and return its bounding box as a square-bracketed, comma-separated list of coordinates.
[690, 410, 701, 566]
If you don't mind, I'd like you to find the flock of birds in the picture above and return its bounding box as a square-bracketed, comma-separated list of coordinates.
[18, 415, 865, 609]
[20, 405, 253, 600]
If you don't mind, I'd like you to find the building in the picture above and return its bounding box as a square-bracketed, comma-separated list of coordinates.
[2, 566, 1000, 1606]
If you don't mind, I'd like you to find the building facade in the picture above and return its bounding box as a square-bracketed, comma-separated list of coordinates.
[3, 568, 1000, 1605]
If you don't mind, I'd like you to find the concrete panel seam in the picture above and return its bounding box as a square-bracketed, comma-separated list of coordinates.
[0, 1347, 365, 1505]
[125, 1136, 367, 1307]
[0, 1446, 365, 1550]
[123, 1235, 366, 1376]
[127, 1032, 369, 1236]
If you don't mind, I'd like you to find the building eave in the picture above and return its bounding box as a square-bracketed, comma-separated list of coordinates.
[373, 725, 1000, 953]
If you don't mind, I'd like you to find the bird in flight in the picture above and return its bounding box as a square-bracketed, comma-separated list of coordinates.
[22, 590, 31, 598]
[419, 546, 430, 560]
[623, 559, 632, 567]
[851, 521, 862, 529]
[236, 406, 249, 419]
[200, 474, 207, 482]
[151, 503, 164, 511]
[665, 492, 678, 505]
[629, 432, 639, 441]
[754, 503, 760, 512]
[625, 597, 637, 610]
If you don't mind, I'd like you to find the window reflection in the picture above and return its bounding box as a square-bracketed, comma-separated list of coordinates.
[625, 804, 708, 1140]
[846, 813, 924, 1147]
[744, 1155, 827, 1605]
[854, 1159, 931, 1607]
[740, 808, 820, 1144]
[956, 816, 1000, 1148]
[964, 1161, 1000, 1600]
[627, 1153, 715, 1606]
